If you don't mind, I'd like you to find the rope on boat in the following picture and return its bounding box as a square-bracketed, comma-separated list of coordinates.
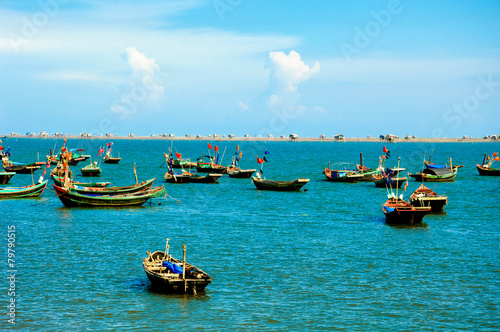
[31, 196, 56, 206]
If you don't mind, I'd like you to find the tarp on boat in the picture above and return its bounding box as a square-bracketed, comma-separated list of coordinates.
[162, 261, 183, 274]
[422, 168, 454, 176]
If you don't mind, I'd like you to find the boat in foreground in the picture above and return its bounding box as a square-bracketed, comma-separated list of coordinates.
[53, 184, 165, 207]
[476, 164, 500, 176]
[143, 240, 212, 294]
[408, 184, 448, 212]
[65, 178, 155, 195]
[382, 195, 431, 224]
[0, 180, 48, 198]
[409, 167, 457, 182]
[252, 176, 309, 191]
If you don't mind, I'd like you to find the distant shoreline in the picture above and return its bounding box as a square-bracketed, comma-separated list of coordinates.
[3, 135, 499, 143]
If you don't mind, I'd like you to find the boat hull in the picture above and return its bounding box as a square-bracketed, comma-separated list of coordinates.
[81, 168, 102, 177]
[165, 173, 191, 183]
[227, 169, 256, 178]
[53, 185, 165, 207]
[373, 176, 407, 188]
[409, 172, 456, 182]
[189, 174, 222, 183]
[0, 180, 48, 198]
[476, 164, 500, 176]
[103, 157, 121, 164]
[252, 177, 309, 191]
[383, 206, 431, 224]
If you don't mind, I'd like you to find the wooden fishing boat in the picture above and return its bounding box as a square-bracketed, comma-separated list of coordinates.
[408, 184, 447, 212]
[188, 173, 222, 183]
[2, 159, 41, 174]
[252, 176, 309, 191]
[323, 167, 363, 182]
[0, 172, 15, 184]
[103, 151, 121, 164]
[382, 196, 431, 224]
[408, 167, 457, 182]
[476, 153, 500, 175]
[169, 158, 196, 169]
[164, 171, 191, 183]
[51, 174, 110, 187]
[373, 173, 407, 188]
[143, 239, 212, 294]
[48, 154, 85, 166]
[227, 168, 256, 178]
[476, 164, 500, 176]
[196, 156, 227, 174]
[53, 184, 166, 207]
[81, 162, 102, 177]
[65, 178, 155, 195]
[0, 180, 48, 198]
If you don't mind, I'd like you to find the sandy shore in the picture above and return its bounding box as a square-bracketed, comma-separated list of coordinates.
[4, 135, 499, 143]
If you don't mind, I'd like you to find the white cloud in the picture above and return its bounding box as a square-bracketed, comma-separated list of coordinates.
[269, 50, 320, 94]
[122, 46, 164, 101]
[238, 102, 250, 111]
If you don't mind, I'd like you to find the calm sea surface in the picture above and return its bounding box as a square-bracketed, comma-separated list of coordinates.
[1, 138, 499, 331]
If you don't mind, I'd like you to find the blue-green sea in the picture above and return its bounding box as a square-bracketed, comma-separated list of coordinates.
[2, 138, 499, 331]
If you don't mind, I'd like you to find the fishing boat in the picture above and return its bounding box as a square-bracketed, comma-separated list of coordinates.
[0, 172, 15, 184]
[143, 239, 212, 294]
[53, 184, 166, 207]
[63, 178, 155, 195]
[227, 168, 256, 178]
[382, 194, 432, 224]
[196, 156, 227, 174]
[51, 174, 110, 187]
[0, 180, 48, 198]
[373, 173, 407, 188]
[164, 171, 191, 183]
[408, 184, 448, 212]
[81, 161, 102, 177]
[408, 167, 457, 182]
[188, 173, 223, 183]
[103, 152, 121, 164]
[2, 157, 41, 173]
[323, 164, 364, 182]
[355, 152, 382, 181]
[476, 153, 500, 176]
[252, 175, 309, 191]
[47, 149, 86, 165]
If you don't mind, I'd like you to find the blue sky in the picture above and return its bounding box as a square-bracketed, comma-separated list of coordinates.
[1, 0, 499, 137]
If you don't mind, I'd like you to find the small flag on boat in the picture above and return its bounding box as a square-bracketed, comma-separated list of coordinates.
[264, 150, 270, 155]
[495, 157, 500, 161]
[214, 145, 219, 152]
[493, 152, 498, 157]
[175, 152, 182, 159]
[236, 145, 239, 152]
[263, 156, 268, 162]
[487, 155, 490, 160]
[239, 151, 242, 158]
[404, 181, 408, 191]
[260, 169, 264, 174]
[163, 152, 168, 161]
[0, 145, 3, 151]
[383, 146, 390, 158]
[257, 157, 264, 163]
[208, 143, 213, 149]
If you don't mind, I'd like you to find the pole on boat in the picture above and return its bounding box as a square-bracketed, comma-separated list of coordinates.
[133, 163, 138, 185]
[450, 158, 453, 171]
[220, 146, 227, 166]
[360, 152, 363, 169]
[182, 244, 187, 293]
[164, 238, 170, 262]
[396, 157, 400, 199]
[482, 153, 487, 167]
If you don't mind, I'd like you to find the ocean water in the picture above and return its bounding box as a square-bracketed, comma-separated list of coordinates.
[1, 138, 499, 331]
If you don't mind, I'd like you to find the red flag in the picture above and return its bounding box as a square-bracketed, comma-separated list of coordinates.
[381, 155, 387, 159]
[175, 152, 182, 159]
[214, 145, 219, 152]
[495, 157, 500, 161]
[257, 157, 264, 164]
[0, 145, 3, 151]
[236, 145, 239, 151]
[163, 152, 168, 162]
[239, 151, 242, 158]
[383, 146, 389, 153]
[493, 152, 498, 157]
[208, 143, 213, 149]
[404, 181, 408, 191]
[487, 155, 490, 160]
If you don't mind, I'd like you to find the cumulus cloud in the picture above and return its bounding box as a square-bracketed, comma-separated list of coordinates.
[269, 50, 320, 94]
[266, 50, 320, 117]
[123, 46, 164, 101]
